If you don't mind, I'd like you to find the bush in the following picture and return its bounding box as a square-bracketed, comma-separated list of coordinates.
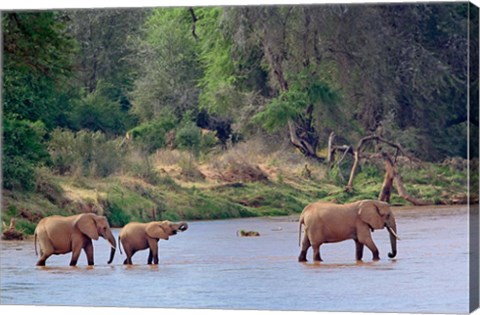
[178, 155, 205, 181]
[49, 129, 125, 177]
[129, 113, 177, 153]
[103, 200, 132, 228]
[48, 129, 77, 175]
[175, 123, 202, 155]
[2, 116, 49, 191]
[68, 84, 133, 135]
[199, 130, 219, 154]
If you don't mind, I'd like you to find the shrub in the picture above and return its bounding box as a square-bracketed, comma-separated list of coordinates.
[199, 130, 219, 154]
[15, 219, 37, 235]
[103, 200, 131, 228]
[2, 116, 49, 191]
[48, 129, 125, 177]
[68, 84, 133, 135]
[48, 129, 77, 175]
[178, 155, 205, 181]
[175, 123, 202, 155]
[129, 113, 177, 153]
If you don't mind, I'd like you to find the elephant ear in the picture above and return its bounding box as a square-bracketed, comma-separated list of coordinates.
[145, 222, 169, 240]
[74, 214, 99, 240]
[358, 201, 385, 230]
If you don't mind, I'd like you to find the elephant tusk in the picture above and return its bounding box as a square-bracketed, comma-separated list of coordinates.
[386, 226, 400, 240]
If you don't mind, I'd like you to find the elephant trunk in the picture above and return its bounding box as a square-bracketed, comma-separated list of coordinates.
[105, 230, 116, 264]
[177, 222, 188, 232]
[386, 216, 398, 259]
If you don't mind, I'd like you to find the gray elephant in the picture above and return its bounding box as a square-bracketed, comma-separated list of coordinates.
[118, 220, 188, 265]
[298, 200, 399, 262]
[34, 213, 116, 266]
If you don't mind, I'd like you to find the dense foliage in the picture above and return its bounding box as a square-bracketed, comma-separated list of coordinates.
[2, 4, 476, 193]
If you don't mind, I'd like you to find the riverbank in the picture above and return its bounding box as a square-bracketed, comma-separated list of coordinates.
[1, 147, 476, 236]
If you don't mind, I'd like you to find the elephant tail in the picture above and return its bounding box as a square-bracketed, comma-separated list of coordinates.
[34, 230, 38, 256]
[298, 214, 304, 247]
[117, 235, 123, 255]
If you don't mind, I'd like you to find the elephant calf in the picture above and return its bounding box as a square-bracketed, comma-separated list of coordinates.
[298, 200, 399, 262]
[118, 220, 188, 265]
[34, 213, 116, 266]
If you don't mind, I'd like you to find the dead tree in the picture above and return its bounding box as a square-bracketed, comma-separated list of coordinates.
[379, 153, 432, 206]
[345, 135, 420, 191]
[379, 152, 395, 202]
[329, 133, 431, 206]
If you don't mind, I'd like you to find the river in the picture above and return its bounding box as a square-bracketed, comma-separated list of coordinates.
[0, 205, 474, 314]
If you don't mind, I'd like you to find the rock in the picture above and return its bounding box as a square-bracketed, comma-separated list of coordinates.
[237, 230, 260, 237]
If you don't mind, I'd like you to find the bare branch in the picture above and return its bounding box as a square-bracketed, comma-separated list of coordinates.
[188, 7, 199, 41]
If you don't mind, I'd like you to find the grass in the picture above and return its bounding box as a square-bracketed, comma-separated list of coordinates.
[1, 141, 474, 235]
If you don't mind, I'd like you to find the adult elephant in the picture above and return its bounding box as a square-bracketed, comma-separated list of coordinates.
[298, 200, 399, 262]
[34, 213, 116, 266]
[118, 220, 188, 265]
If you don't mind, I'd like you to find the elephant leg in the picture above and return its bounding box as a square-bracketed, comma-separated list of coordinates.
[365, 239, 380, 261]
[147, 239, 159, 264]
[298, 236, 311, 262]
[121, 242, 134, 265]
[357, 225, 380, 261]
[36, 242, 54, 266]
[355, 239, 364, 261]
[312, 242, 323, 262]
[123, 249, 134, 265]
[147, 250, 153, 264]
[358, 237, 379, 261]
[70, 246, 82, 266]
[37, 251, 53, 266]
[84, 240, 94, 266]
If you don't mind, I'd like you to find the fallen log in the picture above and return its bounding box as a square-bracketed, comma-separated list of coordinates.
[2, 218, 24, 240]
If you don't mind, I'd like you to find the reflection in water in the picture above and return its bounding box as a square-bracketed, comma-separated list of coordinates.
[0, 206, 470, 313]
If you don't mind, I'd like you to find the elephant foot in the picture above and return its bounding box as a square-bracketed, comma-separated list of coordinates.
[372, 257, 380, 261]
[313, 253, 322, 262]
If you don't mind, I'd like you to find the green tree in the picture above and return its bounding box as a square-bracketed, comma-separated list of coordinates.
[130, 8, 202, 122]
[2, 116, 49, 191]
[2, 12, 75, 190]
[67, 9, 147, 110]
[68, 82, 135, 135]
[3, 12, 76, 128]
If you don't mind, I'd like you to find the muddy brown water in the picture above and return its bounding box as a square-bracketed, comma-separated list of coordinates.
[0, 205, 473, 313]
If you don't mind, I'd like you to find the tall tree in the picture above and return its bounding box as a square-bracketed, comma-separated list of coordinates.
[2, 12, 75, 190]
[129, 8, 202, 122]
[67, 9, 147, 113]
[3, 12, 76, 128]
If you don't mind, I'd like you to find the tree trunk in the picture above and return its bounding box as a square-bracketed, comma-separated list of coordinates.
[379, 152, 431, 206]
[287, 120, 322, 161]
[327, 132, 336, 163]
[264, 36, 322, 162]
[345, 150, 359, 191]
[379, 153, 395, 202]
